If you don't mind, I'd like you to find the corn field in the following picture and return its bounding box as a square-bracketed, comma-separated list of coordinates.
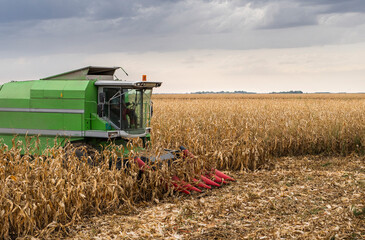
[152, 94, 365, 170]
[1, 94, 365, 239]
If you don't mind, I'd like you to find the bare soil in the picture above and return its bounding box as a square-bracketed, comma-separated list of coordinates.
[64, 156, 365, 240]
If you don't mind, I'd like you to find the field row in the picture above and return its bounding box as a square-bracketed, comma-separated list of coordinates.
[151, 96, 365, 170]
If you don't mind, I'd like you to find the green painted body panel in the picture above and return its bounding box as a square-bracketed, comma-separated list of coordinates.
[0, 67, 155, 156]
[0, 81, 33, 108]
[0, 78, 107, 153]
[90, 113, 110, 131]
[84, 80, 100, 131]
[0, 112, 64, 129]
[0, 134, 85, 155]
[0, 80, 92, 131]
[30, 99, 84, 109]
[30, 80, 89, 100]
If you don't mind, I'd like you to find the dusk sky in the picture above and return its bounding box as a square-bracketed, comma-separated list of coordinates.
[0, 0, 364, 93]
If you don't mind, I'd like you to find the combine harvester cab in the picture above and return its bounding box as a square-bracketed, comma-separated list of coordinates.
[0, 66, 235, 194]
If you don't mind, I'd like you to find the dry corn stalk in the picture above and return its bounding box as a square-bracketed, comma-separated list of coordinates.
[1, 93, 365, 239]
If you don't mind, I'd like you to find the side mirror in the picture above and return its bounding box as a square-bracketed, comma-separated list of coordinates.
[97, 104, 103, 117]
[98, 92, 105, 104]
[150, 101, 153, 117]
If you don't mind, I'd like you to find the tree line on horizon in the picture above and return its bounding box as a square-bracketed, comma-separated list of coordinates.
[191, 90, 304, 94]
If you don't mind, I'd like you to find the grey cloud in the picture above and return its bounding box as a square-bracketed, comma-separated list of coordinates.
[247, 0, 365, 29]
[1, 0, 365, 24]
[0, 0, 177, 23]
[257, 2, 318, 29]
[0, 0, 88, 23]
[0, 0, 365, 57]
[301, 0, 365, 14]
[1, 0, 363, 31]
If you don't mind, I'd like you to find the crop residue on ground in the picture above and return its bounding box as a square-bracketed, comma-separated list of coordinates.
[67, 156, 365, 240]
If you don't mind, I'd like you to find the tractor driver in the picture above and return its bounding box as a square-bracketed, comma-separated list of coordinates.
[108, 95, 121, 127]
[121, 97, 138, 129]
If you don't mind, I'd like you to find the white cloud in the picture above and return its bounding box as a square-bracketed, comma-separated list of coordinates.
[1, 42, 364, 93]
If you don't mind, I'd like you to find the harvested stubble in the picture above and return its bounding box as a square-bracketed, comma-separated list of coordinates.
[151, 94, 365, 170]
[67, 156, 365, 239]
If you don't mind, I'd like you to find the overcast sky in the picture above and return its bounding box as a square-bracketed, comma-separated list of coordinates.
[0, 0, 364, 93]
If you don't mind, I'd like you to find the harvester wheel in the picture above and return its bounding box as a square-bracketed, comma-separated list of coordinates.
[65, 142, 99, 166]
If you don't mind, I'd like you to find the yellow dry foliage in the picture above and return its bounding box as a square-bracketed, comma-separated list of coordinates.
[152, 94, 365, 170]
[0, 93, 364, 239]
[0, 143, 177, 239]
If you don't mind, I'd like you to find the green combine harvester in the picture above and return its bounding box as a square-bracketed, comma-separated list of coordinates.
[0, 66, 160, 154]
[0, 66, 235, 193]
